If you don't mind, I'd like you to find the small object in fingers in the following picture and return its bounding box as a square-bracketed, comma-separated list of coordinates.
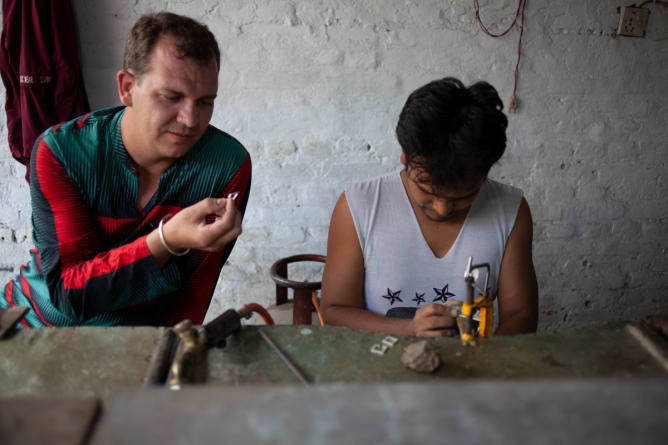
[227, 192, 239, 201]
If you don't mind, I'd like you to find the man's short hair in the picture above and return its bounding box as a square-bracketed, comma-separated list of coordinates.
[396, 77, 508, 189]
[123, 12, 220, 77]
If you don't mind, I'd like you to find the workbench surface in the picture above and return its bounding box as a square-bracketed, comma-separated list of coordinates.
[0, 323, 665, 397]
[1, 323, 666, 444]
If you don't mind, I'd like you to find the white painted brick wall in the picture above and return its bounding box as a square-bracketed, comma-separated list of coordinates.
[0, 0, 666, 331]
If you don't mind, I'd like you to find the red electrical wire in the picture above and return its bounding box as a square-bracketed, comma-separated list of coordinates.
[242, 302, 275, 325]
[512, 0, 527, 99]
[474, 0, 524, 37]
[473, 0, 528, 111]
[311, 293, 325, 327]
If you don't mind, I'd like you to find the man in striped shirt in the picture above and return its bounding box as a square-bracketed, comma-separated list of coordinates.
[0, 12, 251, 327]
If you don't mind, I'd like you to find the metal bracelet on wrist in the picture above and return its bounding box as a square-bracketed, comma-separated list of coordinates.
[158, 214, 191, 256]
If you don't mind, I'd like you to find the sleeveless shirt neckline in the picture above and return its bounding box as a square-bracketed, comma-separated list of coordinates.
[397, 170, 485, 261]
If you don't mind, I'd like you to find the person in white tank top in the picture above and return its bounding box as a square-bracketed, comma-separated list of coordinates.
[321, 77, 538, 337]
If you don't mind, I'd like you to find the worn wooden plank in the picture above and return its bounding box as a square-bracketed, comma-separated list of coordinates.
[0, 326, 162, 398]
[91, 380, 668, 445]
[0, 396, 99, 445]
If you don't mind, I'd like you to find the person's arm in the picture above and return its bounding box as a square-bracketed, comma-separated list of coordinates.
[160, 154, 252, 326]
[321, 193, 458, 336]
[495, 197, 539, 335]
[30, 138, 244, 322]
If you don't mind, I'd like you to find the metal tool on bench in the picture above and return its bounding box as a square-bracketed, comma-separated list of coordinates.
[457, 256, 494, 346]
[257, 329, 311, 386]
[145, 303, 274, 389]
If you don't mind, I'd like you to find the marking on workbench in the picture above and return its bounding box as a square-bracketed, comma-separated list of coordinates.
[371, 344, 388, 355]
[371, 336, 398, 356]
[432, 284, 455, 303]
[381, 336, 398, 347]
[382, 288, 402, 305]
[300, 328, 312, 336]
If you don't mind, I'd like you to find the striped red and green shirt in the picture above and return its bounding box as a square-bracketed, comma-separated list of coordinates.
[0, 106, 251, 327]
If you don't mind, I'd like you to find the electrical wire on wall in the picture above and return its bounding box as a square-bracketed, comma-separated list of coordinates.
[635, 0, 668, 7]
[473, 0, 528, 113]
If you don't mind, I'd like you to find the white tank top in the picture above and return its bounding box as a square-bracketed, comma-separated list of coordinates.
[344, 171, 522, 318]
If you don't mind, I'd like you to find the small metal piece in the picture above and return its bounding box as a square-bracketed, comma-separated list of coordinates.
[227, 192, 239, 200]
[258, 329, 310, 386]
[464, 256, 490, 299]
[464, 256, 473, 279]
[370, 344, 388, 356]
[381, 336, 398, 348]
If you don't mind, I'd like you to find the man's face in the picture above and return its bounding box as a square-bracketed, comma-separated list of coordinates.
[404, 165, 483, 222]
[124, 35, 218, 161]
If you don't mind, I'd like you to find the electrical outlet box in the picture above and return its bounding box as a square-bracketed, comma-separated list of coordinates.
[617, 6, 649, 37]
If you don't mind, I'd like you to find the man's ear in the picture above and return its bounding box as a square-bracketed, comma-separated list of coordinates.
[117, 70, 135, 107]
[400, 151, 407, 166]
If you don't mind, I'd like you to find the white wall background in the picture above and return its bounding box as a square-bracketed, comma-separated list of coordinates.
[0, 0, 666, 331]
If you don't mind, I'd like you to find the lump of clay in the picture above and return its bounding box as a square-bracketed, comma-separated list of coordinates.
[400, 340, 440, 373]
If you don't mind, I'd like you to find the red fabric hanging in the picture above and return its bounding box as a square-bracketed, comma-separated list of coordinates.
[0, 0, 89, 182]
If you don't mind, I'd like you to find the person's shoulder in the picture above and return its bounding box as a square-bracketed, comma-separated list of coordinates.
[43, 106, 122, 140]
[344, 171, 400, 212]
[346, 170, 399, 192]
[484, 178, 528, 229]
[485, 178, 523, 200]
[193, 125, 250, 173]
[202, 125, 249, 156]
[38, 106, 123, 160]
[185, 126, 250, 184]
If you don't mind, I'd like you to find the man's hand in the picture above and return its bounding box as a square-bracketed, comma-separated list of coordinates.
[164, 197, 242, 251]
[147, 197, 242, 264]
[409, 303, 459, 337]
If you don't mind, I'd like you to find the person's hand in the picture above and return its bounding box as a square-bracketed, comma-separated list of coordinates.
[408, 303, 459, 337]
[161, 197, 242, 252]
